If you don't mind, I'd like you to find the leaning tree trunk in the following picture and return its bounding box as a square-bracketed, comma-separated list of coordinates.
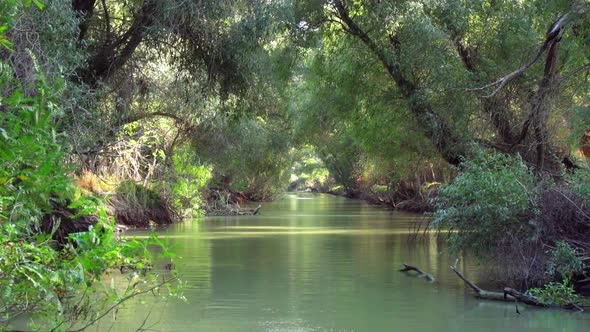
[331, 0, 468, 167]
[332, 0, 576, 173]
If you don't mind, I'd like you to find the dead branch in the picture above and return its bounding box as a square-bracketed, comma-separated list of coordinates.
[252, 204, 262, 215]
[451, 259, 541, 305]
[399, 263, 435, 282]
[469, 13, 569, 98]
[449, 259, 590, 311]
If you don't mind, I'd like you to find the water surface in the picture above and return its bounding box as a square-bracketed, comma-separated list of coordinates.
[108, 193, 589, 331]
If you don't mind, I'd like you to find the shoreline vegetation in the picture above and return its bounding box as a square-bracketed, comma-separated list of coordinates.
[2, 0, 590, 329]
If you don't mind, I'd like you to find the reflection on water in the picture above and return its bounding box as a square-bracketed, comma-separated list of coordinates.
[104, 193, 590, 331]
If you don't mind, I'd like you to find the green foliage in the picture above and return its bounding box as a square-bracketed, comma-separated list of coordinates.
[170, 149, 212, 217]
[0, 66, 181, 330]
[196, 116, 293, 200]
[567, 168, 590, 203]
[528, 277, 582, 306]
[289, 146, 331, 190]
[0, 0, 44, 50]
[0, 67, 71, 227]
[289, 33, 441, 192]
[434, 149, 536, 256]
[545, 241, 585, 278]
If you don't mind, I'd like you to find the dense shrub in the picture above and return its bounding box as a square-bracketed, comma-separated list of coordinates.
[528, 278, 583, 307]
[434, 149, 590, 288]
[110, 181, 175, 227]
[545, 241, 584, 279]
[169, 149, 212, 218]
[0, 66, 180, 330]
[433, 150, 536, 257]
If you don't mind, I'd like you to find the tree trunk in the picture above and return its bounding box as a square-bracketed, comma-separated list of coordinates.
[332, 0, 467, 167]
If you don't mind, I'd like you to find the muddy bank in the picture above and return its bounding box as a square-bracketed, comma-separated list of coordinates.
[293, 184, 439, 214]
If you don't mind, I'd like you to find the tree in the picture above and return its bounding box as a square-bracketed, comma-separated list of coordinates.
[297, 0, 590, 173]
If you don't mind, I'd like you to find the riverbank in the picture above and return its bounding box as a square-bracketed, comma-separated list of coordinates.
[292, 184, 438, 213]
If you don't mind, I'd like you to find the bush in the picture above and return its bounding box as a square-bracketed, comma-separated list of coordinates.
[567, 168, 590, 203]
[169, 148, 212, 218]
[433, 150, 536, 257]
[110, 181, 175, 227]
[528, 278, 582, 306]
[545, 241, 584, 278]
[0, 66, 181, 330]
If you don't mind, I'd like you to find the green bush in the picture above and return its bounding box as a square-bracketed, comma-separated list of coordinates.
[170, 149, 212, 217]
[545, 241, 584, 279]
[567, 168, 590, 204]
[0, 67, 181, 330]
[528, 278, 582, 306]
[433, 150, 536, 256]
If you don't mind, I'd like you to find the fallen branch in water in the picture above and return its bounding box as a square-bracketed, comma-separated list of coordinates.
[399, 263, 435, 282]
[451, 259, 590, 312]
[451, 259, 542, 305]
[252, 204, 262, 215]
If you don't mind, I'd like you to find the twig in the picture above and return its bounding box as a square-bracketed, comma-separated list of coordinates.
[67, 277, 176, 332]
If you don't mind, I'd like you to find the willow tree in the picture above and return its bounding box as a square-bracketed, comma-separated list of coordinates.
[296, 0, 590, 174]
[289, 34, 443, 193]
[64, 0, 299, 199]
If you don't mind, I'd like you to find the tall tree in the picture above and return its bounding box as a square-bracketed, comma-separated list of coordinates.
[297, 0, 590, 173]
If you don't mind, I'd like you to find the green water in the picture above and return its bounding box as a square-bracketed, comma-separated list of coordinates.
[108, 193, 589, 331]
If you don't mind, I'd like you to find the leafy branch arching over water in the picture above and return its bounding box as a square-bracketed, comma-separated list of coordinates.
[2, 0, 590, 326]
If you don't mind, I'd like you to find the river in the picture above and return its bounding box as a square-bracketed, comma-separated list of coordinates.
[107, 193, 589, 331]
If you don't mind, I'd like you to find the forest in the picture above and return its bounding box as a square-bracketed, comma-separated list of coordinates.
[1, 0, 590, 330]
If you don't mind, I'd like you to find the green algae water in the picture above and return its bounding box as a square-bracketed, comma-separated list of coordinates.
[107, 193, 589, 331]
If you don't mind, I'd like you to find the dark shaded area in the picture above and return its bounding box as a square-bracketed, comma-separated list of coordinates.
[40, 200, 98, 245]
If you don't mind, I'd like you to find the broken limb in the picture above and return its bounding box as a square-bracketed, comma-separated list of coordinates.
[400, 263, 435, 282]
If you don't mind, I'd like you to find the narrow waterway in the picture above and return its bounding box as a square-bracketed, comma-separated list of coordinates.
[109, 193, 589, 331]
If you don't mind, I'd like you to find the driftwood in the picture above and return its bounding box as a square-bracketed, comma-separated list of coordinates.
[451, 259, 590, 312]
[252, 204, 262, 215]
[451, 258, 544, 312]
[399, 263, 435, 282]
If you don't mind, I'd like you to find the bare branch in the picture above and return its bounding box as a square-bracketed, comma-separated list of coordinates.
[399, 263, 435, 282]
[67, 277, 177, 332]
[469, 13, 569, 98]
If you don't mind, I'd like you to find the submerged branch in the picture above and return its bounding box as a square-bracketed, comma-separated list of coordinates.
[451, 259, 558, 310]
[399, 263, 435, 282]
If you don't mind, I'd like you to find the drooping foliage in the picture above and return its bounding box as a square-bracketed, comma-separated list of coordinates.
[434, 150, 537, 257]
[3, 0, 590, 323]
[0, 3, 183, 330]
[294, 0, 590, 173]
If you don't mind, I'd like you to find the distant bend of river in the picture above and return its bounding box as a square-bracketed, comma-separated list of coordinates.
[107, 193, 589, 332]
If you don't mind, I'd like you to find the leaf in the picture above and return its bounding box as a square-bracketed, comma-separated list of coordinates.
[0, 128, 10, 140]
[32, 0, 45, 10]
[0, 37, 14, 52]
